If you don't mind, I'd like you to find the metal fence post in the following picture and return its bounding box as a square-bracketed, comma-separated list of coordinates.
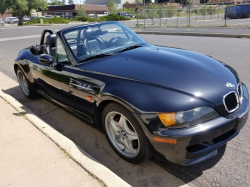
[137, 9, 138, 27]
[166, 9, 168, 27]
[160, 7, 162, 27]
[143, 0, 145, 30]
[188, 5, 191, 26]
[218, 8, 219, 18]
[177, 9, 179, 25]
[187, 9, 188, 23]
[225, 0, 229, 26]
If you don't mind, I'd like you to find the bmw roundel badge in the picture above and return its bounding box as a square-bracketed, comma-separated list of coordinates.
[226, 82, 235, 89]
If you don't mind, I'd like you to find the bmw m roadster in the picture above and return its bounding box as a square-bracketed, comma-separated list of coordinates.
[14, 22, 249, 165]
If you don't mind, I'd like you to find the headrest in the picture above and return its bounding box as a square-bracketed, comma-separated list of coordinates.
[46, 34, 56, 47]
[84, 29, 108, 40]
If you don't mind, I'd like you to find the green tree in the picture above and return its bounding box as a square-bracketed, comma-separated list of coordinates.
[145, 0, 152, 3]
[62, 0, 65, 4]
[68, 0, 74, 4]
[124, 1, 130, 4]
[0, 0, 47, 25]
[0, 0, 11, 15]
[107, 0, 117, 13]
[135, 0, 143, 3]
[77, 5, 86, 17]
[49, 0, 63, 5]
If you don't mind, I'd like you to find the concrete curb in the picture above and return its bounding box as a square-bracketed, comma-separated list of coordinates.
[0, 88, 131, 187]
[135, 31, 250, 38]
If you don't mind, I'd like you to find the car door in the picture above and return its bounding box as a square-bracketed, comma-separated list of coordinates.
[63, 28, 102, 123]
[33, 35, 73, 106]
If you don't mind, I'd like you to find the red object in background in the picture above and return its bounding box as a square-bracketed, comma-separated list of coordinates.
[140, 9, 143, 11]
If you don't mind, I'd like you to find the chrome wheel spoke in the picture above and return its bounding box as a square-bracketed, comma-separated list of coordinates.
[117, 115, 126, 129]
[109, 118, 120, 132]
[126, 134, 138, 141]
[122, 137, 136, 153]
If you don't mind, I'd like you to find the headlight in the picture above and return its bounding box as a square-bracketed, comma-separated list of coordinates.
[157, 106, 219, 129]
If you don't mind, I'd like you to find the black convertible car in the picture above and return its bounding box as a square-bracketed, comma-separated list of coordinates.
[14, 22, 249, 165]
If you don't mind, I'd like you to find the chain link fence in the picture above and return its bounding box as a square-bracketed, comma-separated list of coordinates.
[123, 4, 250, 28]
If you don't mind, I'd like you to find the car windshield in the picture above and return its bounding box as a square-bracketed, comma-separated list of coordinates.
[62, 22, 147, 63]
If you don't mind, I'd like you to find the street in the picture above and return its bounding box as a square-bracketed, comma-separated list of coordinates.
[0, 25, 250, 187]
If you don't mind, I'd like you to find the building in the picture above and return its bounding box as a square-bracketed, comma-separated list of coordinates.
[85, 0, 136, 5]
[0, 10, 13, 20]
[85, 0, 136, 9]
[40, 4, 109, 19]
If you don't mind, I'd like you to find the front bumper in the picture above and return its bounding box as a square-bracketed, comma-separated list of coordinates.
[145, 90, 249, 165]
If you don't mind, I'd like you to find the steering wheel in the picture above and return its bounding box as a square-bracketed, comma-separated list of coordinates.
[106, 36, 121, 48]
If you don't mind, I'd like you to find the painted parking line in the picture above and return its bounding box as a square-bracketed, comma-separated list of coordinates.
[0, 35, 40, 42]
[0, 26, 41, 30]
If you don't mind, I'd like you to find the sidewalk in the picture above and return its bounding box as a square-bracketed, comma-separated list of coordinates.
[0, 97, 101, 187]
[133, 27, 250, 38]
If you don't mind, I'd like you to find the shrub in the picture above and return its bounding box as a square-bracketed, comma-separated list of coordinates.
[71, 16, 96, 22]
[206, 6, 217, 15]
[98, 14, 131, 21]
[199, 7, 207, 16]
[24, 17, 70, 25]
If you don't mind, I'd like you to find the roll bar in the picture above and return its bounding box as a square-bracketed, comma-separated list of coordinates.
[40, 29, 54, 46]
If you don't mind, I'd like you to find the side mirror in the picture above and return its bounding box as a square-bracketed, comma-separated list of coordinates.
[39, 54, 54, 64]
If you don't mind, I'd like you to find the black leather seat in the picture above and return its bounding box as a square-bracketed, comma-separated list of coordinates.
[46, 34, 56, 57]
[82, 29, 105, 54]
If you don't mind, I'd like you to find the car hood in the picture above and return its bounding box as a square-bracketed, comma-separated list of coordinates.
[80, 45, 239, 105]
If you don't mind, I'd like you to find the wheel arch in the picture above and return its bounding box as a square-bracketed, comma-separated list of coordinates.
[95, 96, 139, 130]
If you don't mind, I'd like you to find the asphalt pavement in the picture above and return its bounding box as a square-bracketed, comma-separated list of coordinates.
[0, 25, 250, 187]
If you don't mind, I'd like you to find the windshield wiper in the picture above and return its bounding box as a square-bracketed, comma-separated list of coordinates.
[79, 53, 113, 62]
[114, 45, 142, 54]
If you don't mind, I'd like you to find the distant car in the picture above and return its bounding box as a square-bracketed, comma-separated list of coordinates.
[23, 16, 31, 22]
[117, 12, 134, 18]
[5, 17, 17, 23]
[44, 15, 54, 19]
[9, 17, 19, 24]
[0, 18, 3, 25]
[88, 14, 94, 18]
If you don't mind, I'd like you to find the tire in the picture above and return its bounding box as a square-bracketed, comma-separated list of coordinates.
[16, 67, 38, 99]
[102, 102, 152, 164]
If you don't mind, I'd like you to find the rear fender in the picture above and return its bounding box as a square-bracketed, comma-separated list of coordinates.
[15, 48, 39, 83]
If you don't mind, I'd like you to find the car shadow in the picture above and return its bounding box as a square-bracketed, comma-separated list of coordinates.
[3, 86, 226, 187]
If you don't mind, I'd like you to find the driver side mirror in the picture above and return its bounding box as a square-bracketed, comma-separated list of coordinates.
[39, 54, 54, 64]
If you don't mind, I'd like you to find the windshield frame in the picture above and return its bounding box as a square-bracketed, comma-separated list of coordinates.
[60, 22, 148, 65]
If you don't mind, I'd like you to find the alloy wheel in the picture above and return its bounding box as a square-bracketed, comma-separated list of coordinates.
[17, 70, 29, 96]
[105, 111, 140, 158]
